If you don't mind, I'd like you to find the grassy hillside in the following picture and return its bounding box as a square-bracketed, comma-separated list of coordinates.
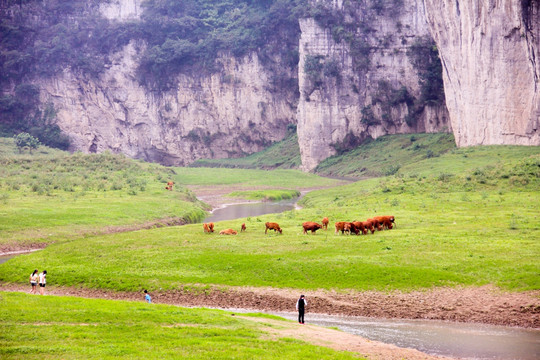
[0, 292, 360, 359]
[2, 150, 538, 292]
[191, 133, 302, 170]
[0, 138, 207, 247]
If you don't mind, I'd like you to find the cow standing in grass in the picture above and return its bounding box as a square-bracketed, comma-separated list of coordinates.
[265, 222, 282, 234]
[303, 222, 323, 234]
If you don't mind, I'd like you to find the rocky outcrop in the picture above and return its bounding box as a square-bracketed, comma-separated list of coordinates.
[100, 0, 142, 21]
[297, 0, 451, 171]
[424, 0, 540, 147]
[39, 43, 296, 165]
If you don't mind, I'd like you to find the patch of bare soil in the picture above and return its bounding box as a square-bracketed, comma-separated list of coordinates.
[0, 242, 48, 255]
[1, 283, 538, 329]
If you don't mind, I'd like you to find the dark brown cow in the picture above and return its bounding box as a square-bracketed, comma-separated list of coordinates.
[303, 221, 323, 234]
[346, 222, 360, 235]
[373, 215, 395, 230]
[241, 223, 246, 232]
[207, 223, 215, 233]
[321, 217, 329, 230]
[219, 228, 238, 235]
[352, 221, 368, 235]
[265, 222, 282, 234]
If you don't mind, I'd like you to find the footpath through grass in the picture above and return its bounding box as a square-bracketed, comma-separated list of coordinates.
[0, 292, 362, 359]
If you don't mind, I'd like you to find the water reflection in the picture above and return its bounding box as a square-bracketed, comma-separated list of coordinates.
[203, 198, 296, 223]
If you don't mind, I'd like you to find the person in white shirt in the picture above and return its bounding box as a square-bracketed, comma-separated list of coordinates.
[29, 269, 38, 294]
[38, 270, 47, 295]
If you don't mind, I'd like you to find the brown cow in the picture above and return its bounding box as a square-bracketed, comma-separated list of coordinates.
[207, 223, 215, 232]
[373, 215, 395, 230]
[203, 223, 210, 233]
[241, 223, 246, 232]
[303, 221, 323, 234]
[335, 221, 351, 235]
[362, 219, 376, 234]
[265, 222, 282, 234]
[321, 217, 329, 230]
[219, 228, 238, 235]
[346, 222, 360, 235]
[352, 221, 368, 235]
[366, 218, 382, 232]
[165, 186, 170, 190]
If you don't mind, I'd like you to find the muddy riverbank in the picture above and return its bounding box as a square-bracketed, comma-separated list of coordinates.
[1, 283, 538, 329]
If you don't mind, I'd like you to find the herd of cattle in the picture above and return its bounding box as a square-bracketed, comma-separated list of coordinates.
[202, 216, 395, 236]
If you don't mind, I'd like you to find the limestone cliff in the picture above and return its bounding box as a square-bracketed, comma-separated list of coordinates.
[423, 0, 540, 147]
[39, 43, 296, 165]
[297, 0, 451, 171]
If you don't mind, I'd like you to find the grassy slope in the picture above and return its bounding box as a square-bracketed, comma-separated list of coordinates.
[1, 150, 538, 292]
[0, 138, 207, 246]
[190, 132, 301, 169]
[0, 137, 538, 293]
[0, 292, 361, 359]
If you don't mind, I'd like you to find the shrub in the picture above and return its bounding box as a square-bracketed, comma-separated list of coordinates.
[14, 132, 40, 153]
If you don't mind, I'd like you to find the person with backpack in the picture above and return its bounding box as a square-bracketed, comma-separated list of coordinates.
[296, 294, 307, 324]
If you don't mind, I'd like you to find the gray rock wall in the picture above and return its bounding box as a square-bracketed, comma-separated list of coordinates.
[297, 0, 451, 171]
[424, 0, 540, 147]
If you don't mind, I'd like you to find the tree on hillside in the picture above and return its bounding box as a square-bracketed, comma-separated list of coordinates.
[14, 132, 40, 153]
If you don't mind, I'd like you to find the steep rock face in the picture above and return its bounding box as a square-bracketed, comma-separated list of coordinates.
[39, 43, 296, 165]
[297, 0, 451, 171]
[100, 0, 142, 20]
[424, 0, 540, 147]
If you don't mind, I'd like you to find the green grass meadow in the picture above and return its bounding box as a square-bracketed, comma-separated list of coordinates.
[0, 139, 208, 246]
[0, 292, 362, 359]
[1, 134, 539, 358]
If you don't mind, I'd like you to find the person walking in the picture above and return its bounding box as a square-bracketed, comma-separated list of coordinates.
[296, 294, 307, 324]
[38, 270, 47, 295]
[29, 269, 38, 294]
[144, 289, 152, 303]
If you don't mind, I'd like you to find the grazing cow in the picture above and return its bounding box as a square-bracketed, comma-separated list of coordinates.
[203, 223, 210, 233]
[165, 186, 170, 190]
[265, 222, 282, 234]
[219, 228, 238, 235]
[352, 221, 368, 235]
[207, 223, 215, 233]
[321, 217, 329, 230]
[335, 221, 351, 235]
[303, 221, 323, 234]
[362, 219, 376, 234]
[373, 215, 395, 230]
[346, 222, 360, 235]
[366, 218, 382, 232]
[241, 223, 246, 232]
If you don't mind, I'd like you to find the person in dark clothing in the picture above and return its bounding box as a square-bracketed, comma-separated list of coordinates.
[296, 294, 307, 324]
